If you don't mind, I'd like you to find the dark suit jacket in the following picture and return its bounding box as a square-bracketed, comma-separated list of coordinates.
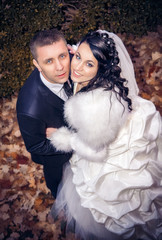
[16, 68, 72, 194]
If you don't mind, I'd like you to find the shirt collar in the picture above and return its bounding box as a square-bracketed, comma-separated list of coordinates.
[40, 72, 63, 93]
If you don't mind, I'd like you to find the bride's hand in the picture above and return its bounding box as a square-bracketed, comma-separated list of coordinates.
[67, 44, 77, 54]
[46, 127, 57, 139]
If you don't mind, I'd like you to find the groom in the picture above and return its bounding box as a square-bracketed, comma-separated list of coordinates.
[16, 29, 72, 198]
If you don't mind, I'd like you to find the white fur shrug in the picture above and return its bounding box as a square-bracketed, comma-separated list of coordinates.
[50, 88, 129, 162]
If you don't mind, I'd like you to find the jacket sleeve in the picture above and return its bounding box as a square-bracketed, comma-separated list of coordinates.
[17, 113, 64, 155]
[50, 127, 107, 162]
[70, 133, 107, 161]
[50, 126, 73, 152]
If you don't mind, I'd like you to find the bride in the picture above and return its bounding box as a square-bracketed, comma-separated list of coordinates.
[47, 30, 162, 240]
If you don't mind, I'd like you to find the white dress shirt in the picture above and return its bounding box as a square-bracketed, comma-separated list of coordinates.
[40, 72, 68, 101]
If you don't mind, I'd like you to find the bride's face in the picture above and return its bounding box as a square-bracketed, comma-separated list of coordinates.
[71, 42, 98, 85]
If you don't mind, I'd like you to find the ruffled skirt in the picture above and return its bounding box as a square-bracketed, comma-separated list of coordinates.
[51, 98, 162, 239]
[51, 163, 124, 240]
[51, 162, 162, 240]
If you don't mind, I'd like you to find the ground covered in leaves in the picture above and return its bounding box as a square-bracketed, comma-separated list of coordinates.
[0, 99, 76, 240]
[0, 28, 162, 240]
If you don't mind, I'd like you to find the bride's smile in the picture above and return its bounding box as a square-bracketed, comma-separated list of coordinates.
[71, 42, 98, 85]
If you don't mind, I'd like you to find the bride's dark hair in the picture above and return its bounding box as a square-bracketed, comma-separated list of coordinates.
[78, 31, 132, 111]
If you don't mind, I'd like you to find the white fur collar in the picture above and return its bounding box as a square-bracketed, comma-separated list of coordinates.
[64, 88, 129, 150]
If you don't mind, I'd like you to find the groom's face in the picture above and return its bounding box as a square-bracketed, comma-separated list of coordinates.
[33, 39, 70, 84]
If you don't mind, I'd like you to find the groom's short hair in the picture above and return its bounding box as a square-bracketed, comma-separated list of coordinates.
[29, 29, 66, 60]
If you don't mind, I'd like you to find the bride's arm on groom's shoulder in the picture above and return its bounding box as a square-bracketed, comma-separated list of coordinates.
[67, 43, 79, 54]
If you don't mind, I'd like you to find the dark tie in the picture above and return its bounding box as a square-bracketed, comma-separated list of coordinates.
[63, 78, 73, 97]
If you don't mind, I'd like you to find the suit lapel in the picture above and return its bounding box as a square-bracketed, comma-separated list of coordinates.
[36, 72, 65, 109]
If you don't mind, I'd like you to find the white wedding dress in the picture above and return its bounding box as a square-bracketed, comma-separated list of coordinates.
[50, 31, 162, 240]
[51, 91, 162, 240]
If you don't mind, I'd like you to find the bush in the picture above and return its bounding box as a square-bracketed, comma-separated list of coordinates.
[60, 0, 162, 41]
[0, 0, 161, 97]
